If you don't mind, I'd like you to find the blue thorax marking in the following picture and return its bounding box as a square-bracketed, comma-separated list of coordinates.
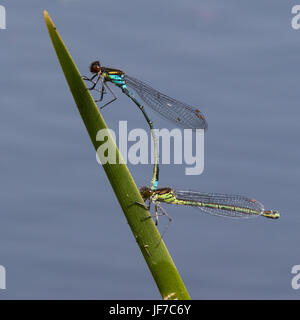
[108, 74, 126, 88]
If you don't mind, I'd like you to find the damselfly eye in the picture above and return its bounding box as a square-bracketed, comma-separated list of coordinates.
[139, 186, 150, 200]
[90, 61, 101, 73]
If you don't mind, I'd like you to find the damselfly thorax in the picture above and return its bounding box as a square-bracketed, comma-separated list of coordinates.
[140, 186, 174, 202]
[90, 61, 126, 88]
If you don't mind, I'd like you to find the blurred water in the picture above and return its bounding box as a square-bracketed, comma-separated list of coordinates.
[0, 0, 299, 299]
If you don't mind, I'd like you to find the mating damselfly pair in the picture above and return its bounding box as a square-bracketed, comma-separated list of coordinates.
[83, 60, 280, 231]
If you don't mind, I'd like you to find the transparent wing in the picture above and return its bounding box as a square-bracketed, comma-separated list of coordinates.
[125, 75, 207, 130]
[174, 189, 264, 218]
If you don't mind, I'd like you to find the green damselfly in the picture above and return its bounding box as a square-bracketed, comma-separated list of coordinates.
[139, 186, 280, 239]
[83, 61, 207, 190]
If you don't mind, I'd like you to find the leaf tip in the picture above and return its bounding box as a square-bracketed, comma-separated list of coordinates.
[43, 10, 56, 30]
[43, 10, 49, 20]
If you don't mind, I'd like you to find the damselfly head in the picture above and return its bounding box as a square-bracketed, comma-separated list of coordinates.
[139, 186, 151, 200]
[90, 61, 101, 74]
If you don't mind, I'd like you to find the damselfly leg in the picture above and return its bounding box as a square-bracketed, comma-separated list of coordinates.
[83, 75, 118, 109]
[135, 200, 151, 211]
[82, 74, 100, 91]
[155, 204, 172, 244]
[98, 81, 117, 109]
[135, 198, 172, 245]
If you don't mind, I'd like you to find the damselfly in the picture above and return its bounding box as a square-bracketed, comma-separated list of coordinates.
[83, 61, 207, 190]
[83, 61, 207, 129]
[139, 186, 280, 239]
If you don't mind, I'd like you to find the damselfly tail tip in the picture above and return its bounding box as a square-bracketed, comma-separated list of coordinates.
[262, 210, 280, 219]
[90, 61, 101, 74]
[194, 109, 208, 131]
